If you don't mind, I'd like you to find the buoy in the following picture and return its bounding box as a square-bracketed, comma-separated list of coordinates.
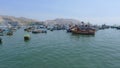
[24, 34, 30, 41]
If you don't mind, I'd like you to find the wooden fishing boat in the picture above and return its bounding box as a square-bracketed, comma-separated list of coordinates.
[71, 27, 95, 35]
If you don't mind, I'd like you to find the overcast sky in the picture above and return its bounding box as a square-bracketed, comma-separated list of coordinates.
[0, 0, 120, 25]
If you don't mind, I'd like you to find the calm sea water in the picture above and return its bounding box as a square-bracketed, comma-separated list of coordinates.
[0, 29, 120, 68]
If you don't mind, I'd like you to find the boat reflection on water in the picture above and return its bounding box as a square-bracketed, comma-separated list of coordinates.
[70, 33, 95, 41]
[71, 33, 95, 37]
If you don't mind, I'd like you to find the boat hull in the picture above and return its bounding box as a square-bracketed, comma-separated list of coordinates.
[71, 29, 95, 35]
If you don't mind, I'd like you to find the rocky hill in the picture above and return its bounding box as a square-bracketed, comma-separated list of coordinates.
[0, 15, 39, 27]
[45, 18, 82, 25]
[0, 15, 83, 27]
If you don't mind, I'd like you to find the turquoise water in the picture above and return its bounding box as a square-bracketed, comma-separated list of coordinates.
[0, 29, 120, 68]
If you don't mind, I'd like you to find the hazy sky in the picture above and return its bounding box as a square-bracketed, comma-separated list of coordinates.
[0, 0, 120, 25]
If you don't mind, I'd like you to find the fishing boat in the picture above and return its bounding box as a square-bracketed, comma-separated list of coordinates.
[67, 29, 72, 32]
[6, 29, 13, 36]
[24, 28, 32, 32]
[41, 30, 47, 33]
[24, 27, 35, 32]
[32, 29, 47, 34]
[50, 29, 54, 31]
[71, 26, 96, 35]
[32, 30, 42, 34]
[10, 28, 17, 32]
[116, 26, 120, 30]
[7, 31, 13, 35]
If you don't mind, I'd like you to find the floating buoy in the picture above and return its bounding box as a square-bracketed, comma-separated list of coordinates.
[24, 34, 30, 41]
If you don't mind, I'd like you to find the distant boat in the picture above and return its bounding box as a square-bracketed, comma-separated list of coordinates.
[32, 30, 42, 34]
[10, 27, 17, 32]
[6, 29, 13, 36]
[32, 29, 47, 34]
[67, 29, 72, 32]
[71, 26, 96, 35]
[50, 29, 54, 31]
[116, 27, 120, 30]
[24, 27, 35, 32]
[6, 32, 13, 36]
